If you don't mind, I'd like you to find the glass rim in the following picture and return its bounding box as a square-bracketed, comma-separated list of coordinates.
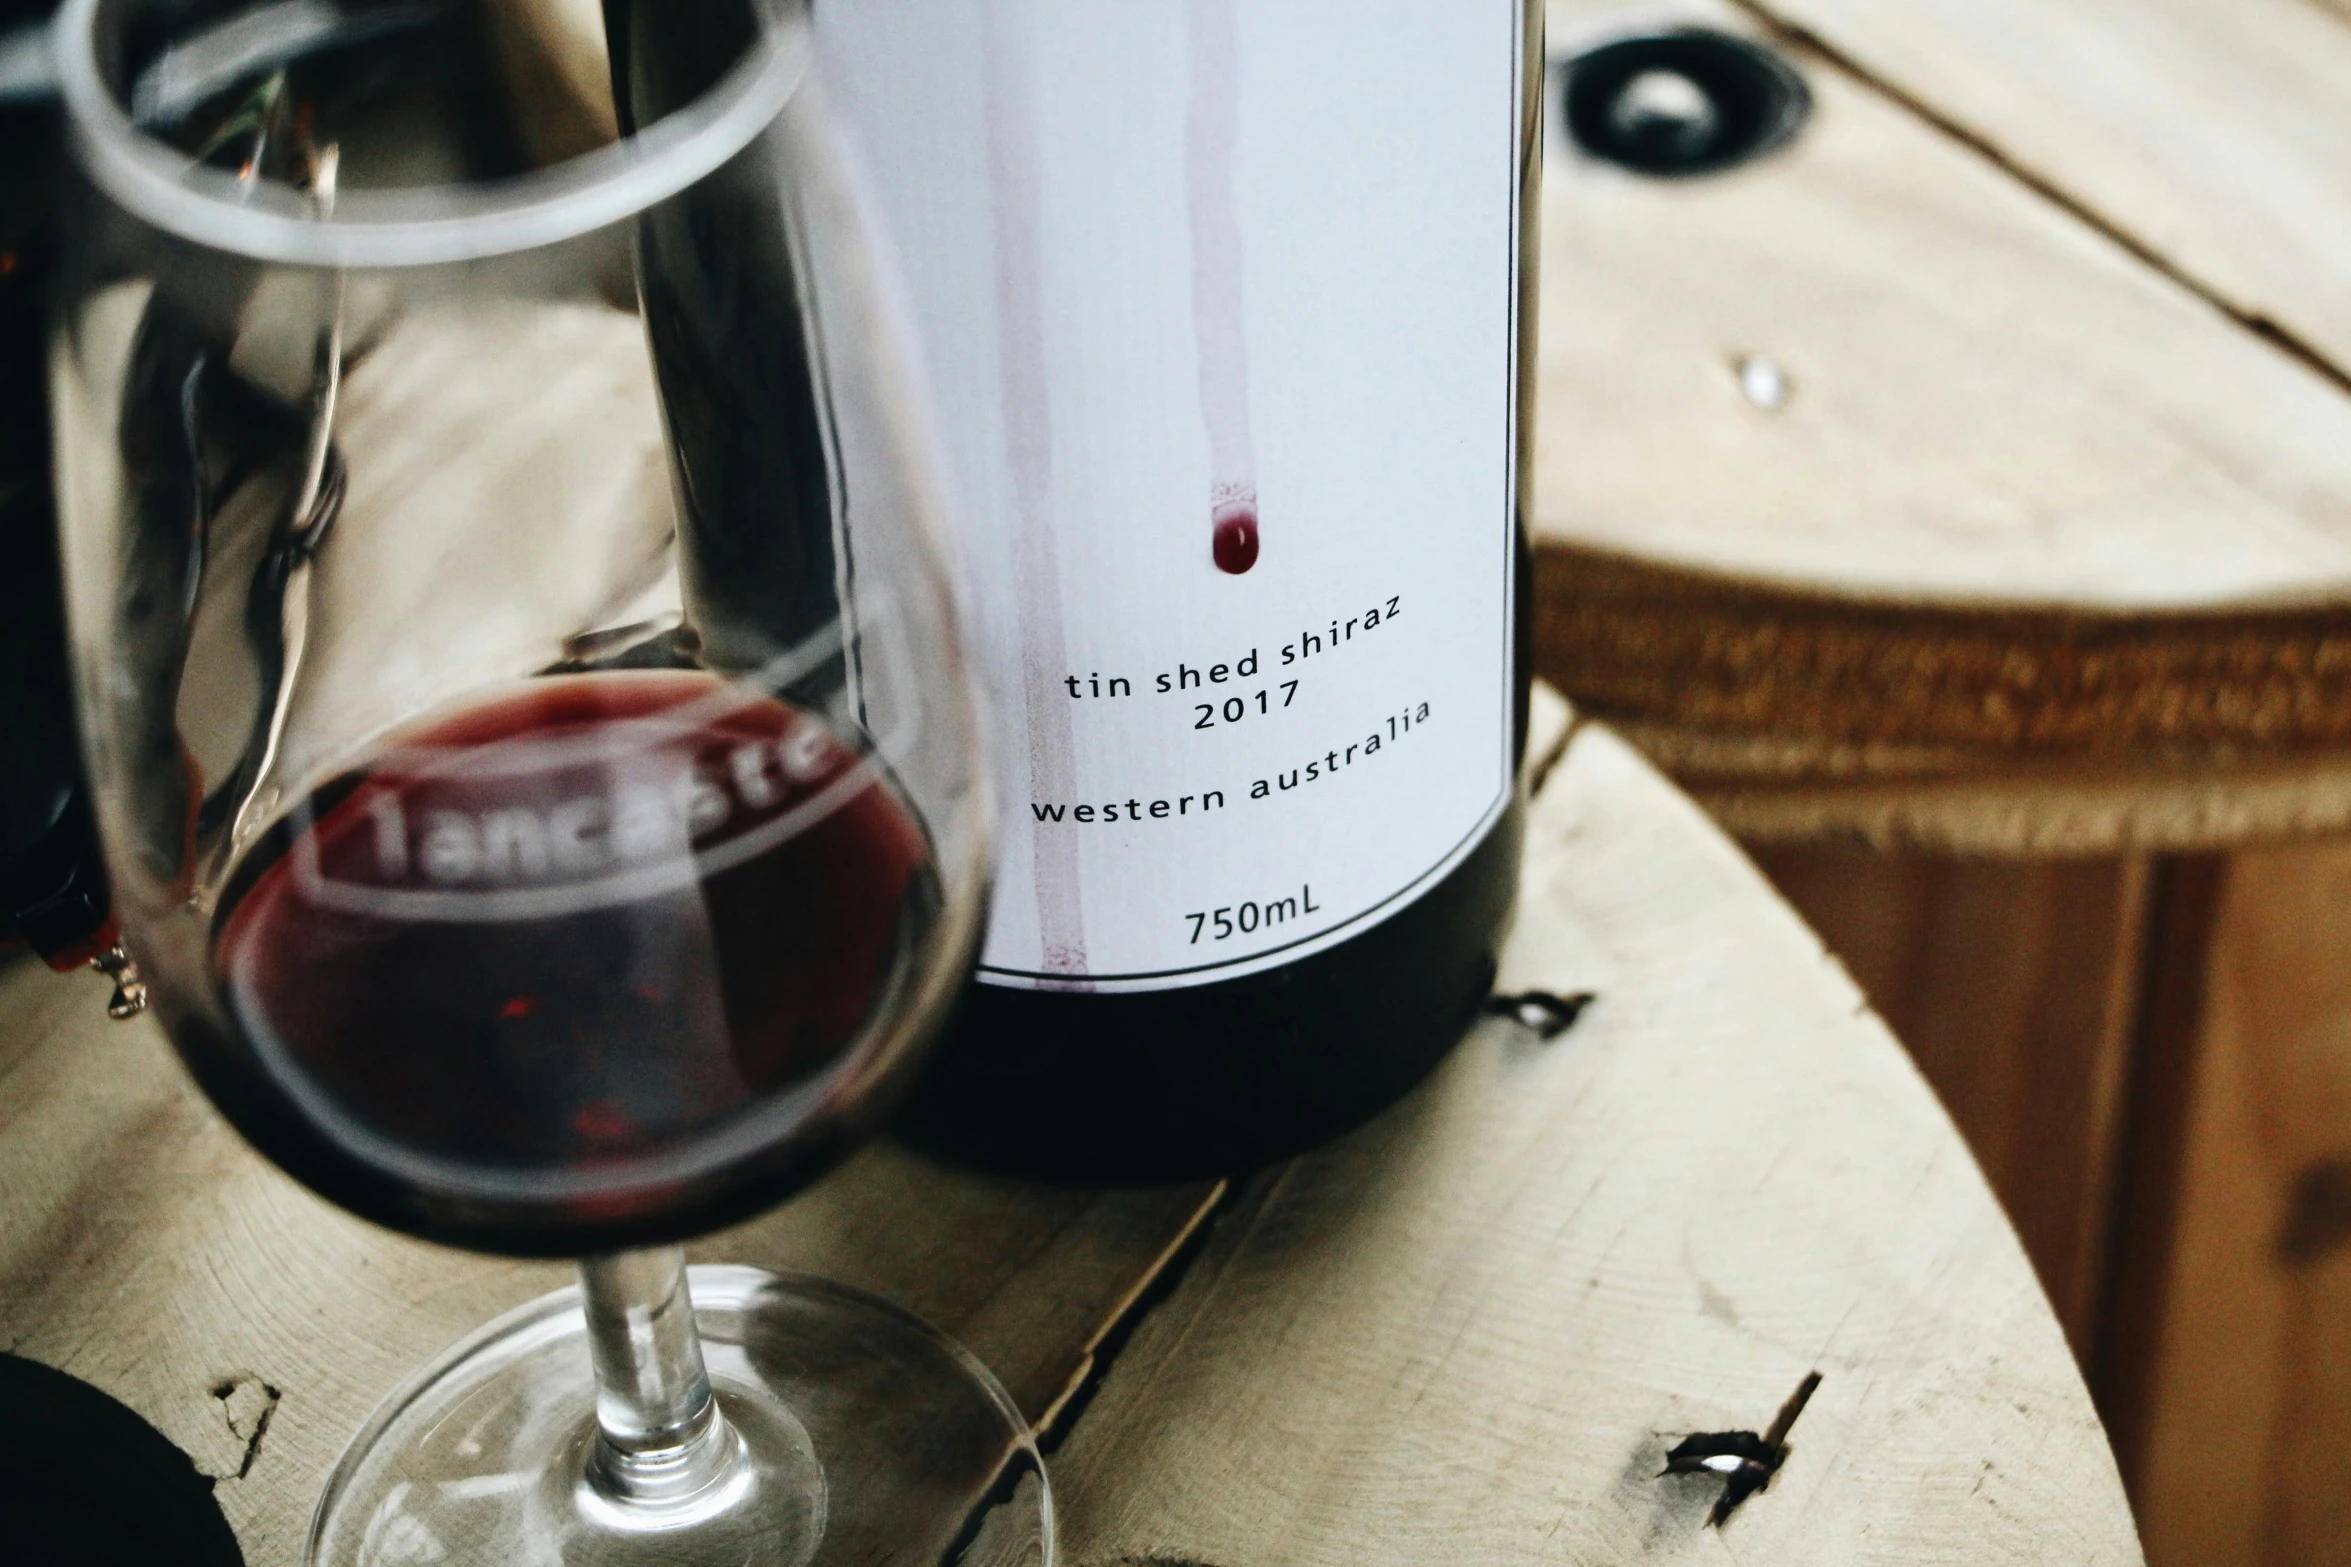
[53, 0, 810, 269]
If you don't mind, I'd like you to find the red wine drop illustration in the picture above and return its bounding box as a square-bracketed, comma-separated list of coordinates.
[1189, 0, 1259, 577]
[1212, 498, 1259, 574]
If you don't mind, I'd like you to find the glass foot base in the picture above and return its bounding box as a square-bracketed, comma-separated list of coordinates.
[306, 1267, 1051, 1567]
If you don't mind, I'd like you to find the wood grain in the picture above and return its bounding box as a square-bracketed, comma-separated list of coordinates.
[2107, 839, 2351, 1567]
[0, 703, 2132, 1565]
[1534, 0, 2351, 780]
[1610, 715, 2351, 856]
[0, 688, 1577, 1566]
[1732, 0, 2351, 383]
[1541, 553, 2351, 757]
[1674, 747, 2351, 858]
[1537, 0, 2351, 611]
[1052, 721, 2142, 1566]
[0, 952, 1219, 1566]
[1747, 845, 2148, 1353]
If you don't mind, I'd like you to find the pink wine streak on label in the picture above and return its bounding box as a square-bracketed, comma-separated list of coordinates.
[982, 0, 1089, 980]
[1187, 0, 1260, 576]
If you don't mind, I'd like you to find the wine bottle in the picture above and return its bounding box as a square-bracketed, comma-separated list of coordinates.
[844, 0, 1542, 1180]
[809, 0, 1545, 1181]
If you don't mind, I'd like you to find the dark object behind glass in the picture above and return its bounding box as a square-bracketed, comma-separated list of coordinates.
[0, 0, 114, 971]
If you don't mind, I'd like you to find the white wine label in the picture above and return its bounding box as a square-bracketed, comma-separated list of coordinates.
[819, 0, 1522, 991]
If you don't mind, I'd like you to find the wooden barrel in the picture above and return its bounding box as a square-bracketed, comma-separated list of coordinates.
[1533, 1, 2351, 1560]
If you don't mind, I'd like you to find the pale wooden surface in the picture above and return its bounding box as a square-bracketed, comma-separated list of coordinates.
[1534, 0, 2351, 830]
[1052, 721, 2142, 1566]
[0, 948, 1220, 1565]
[1538, 0, 2351, 613]
[0, 698, 2138, 1564]
[0, 689, 1564, 1565]
[1748, 845, 2149, 1353]
[1736, 0, 2351, 381]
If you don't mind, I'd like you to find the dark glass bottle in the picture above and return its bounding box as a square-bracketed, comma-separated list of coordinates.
[619, 0, 1546, 1182]
[0, 1, 113, 970]
[832, 0, 1546, 1181]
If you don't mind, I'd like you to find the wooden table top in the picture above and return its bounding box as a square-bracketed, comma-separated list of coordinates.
[0, 689, 2143, 1564]
[1533, 0, 2351, 852]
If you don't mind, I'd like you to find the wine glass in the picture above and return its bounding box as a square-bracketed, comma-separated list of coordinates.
[46, 1, 1039, 1562]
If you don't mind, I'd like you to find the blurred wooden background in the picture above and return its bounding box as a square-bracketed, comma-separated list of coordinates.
[1533, 0, 2351, 1562]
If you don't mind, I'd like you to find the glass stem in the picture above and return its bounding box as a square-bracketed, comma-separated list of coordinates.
[578, 1247, 741, 1506]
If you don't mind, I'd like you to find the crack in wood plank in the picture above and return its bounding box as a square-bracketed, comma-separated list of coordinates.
[207, 1375, 281, 1482]
[1043, 722, 2141, 1565]
[1035, 1179, 1239, 1446]
[1719, 0, 2351, 401]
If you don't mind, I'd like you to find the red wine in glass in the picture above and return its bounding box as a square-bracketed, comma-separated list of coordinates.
[201, 670, 938, 1254]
